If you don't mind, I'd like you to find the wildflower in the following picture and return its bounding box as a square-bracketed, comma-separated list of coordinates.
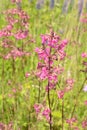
[66, 117, 77, 126]
[36, 67, 48, 80]
[83, 85, 87, 92]
[12, 88, 16, 93]
[34, 104, 42, 114]
[57, 90, 64, 99]
[82, 120, 87, 128]
[14, 30, 28, 40]
[0, 123, 5, 130]
[84, 100, 87, 105]
[66, 78, 74, 86]
[81, 52, 87, 58]
[42, 108, 51, 122]
[25, 72, 30, 78]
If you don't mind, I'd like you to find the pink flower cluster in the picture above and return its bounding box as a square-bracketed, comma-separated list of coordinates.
[80, 13, 87, 23]
[65, 78, 74, 92]
[66, 117, 77, 126]
[3, 48, 30, 60]
[11, 0, 22, 3]
[34, 104, 51, 122]
[35, 31, 68, 91]
[0, 8, 29, 39]
[34, 104, 42, 114]
[57, 78, 74, 99]
[0, 7, 31, 60]
[42, 108, 51, 122]
[82, 120, 87, 128]
[57, 90, 64, 99]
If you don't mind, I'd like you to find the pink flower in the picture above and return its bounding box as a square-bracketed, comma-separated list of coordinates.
[81, 52, 87, 58]
[11, 0, 21, 3]
[12, 88, 16, 93]
[8, 94, 13, 97]
[66, 117, 77, 126]
[84, 100, 87, 105]
[36, 67, 48, 80]
[58, 49, 66, 60]
[35, 47, 50, 60]
[59, 39, 68, 50]
[65, 78, 74, 92]
[82, 120, 87, 128]
[46, 82, 55, 91]
[14, 30, 28, 39]
[25, 72, 30, 78]
[4, 53, 11, 60]
[0, 31, 3, 37]
[66, 78, 74, 87]
[42, 108, 51, 122]
[41, 34, 48, 44]
[34, 104, 42, 114]
[80, 18, 87, 23]
[48, 74, 58, 83]
[57, 90, 64, 99]
[6, 24, 13, 31]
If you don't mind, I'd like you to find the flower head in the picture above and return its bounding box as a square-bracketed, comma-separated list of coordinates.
[83, 85, 87, 92]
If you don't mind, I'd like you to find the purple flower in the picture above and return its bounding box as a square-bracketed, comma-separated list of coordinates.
[62, 0, 69, 14]
[78, 0, 84, 17]
[50, 0, 54, 9]
[83, 85, 87, 92]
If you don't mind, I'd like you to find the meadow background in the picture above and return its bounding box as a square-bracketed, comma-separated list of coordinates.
[0, 0, 87, 130]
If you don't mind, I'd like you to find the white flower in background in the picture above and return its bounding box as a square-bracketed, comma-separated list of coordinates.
[83, 85, 87, 92]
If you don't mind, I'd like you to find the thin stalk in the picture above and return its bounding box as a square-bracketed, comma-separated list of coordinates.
[12, 58, 15, 75]
[21, 41, 25, 75]
[71, 77, 87, 118]
[2, 57, 5, 120]
[62, 98, 64, 130]
[48, 52, 52, 130]
[38, 81, 41, 103]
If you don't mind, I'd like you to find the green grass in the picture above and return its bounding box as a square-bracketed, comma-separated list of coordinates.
[0, 0, 87, 130]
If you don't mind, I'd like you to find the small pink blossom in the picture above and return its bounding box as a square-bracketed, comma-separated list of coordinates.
[66, 117, 77, 126]
[57, 90, 64, 99]
[46, 82, 55, 91]
[25, 72, 30, 78]
[8, 94, 13, 98]
[42, 108, 51, 122]
[65, 79, 74, 92]
[14, 30, 28, 39]
[66, 78, 74, 85]
[81, 52, 87, 58]
[82, 120, 87, 128]
[84, 100, 87, 105]
[12, 88, 16, 93]
[58, 49, 66, 60]
[34, 104, 42, 114]
[41, 34, 48, 44]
